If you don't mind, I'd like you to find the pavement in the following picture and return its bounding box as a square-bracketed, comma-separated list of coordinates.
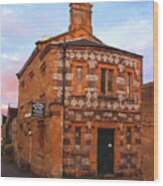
[1, 158, 143, 180]
[1, 158, 38, 178]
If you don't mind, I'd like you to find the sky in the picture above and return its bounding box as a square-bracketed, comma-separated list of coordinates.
[1, 1, 154, 115]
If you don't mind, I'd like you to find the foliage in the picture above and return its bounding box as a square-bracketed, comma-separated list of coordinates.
[4, 144, 14, 156]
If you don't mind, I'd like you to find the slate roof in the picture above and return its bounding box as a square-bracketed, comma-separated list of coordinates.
[17, 38, 143, 78]
[50, 38, 143, 57]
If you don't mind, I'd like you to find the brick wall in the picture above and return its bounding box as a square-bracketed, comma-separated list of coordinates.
[141, 82, 154, 180]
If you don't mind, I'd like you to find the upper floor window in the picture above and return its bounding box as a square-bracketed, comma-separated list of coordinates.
[108, 69, 113, 95]
[77, 67, 83, 83]
[72, 62, 86, 95]
[76, 67, 83, 94]
[100, 68, 114, 96]
[127, 72, 131, 99]
[101, 68, 106, 95]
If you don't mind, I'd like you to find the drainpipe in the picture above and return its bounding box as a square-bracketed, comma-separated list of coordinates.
[62, 39, 66, 177]
[62, 39, 66, 107]
[62, 39, 67, 123]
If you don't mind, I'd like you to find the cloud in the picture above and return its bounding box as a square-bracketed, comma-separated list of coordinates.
[1, 104, 8, 115]
[1, 4, 68, 38]
[96, 18, 153, 53]
[1, 53, 24, 113]
[95, 16, 154, 83]
[1, 71, 19, 109]
[1, 7, 34, 36]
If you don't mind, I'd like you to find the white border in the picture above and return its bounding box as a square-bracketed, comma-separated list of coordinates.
[0, 0, 162, 186]
[0, 0, 158, 4]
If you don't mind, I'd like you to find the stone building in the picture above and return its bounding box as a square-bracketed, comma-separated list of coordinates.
[2, 107, 18, 144]
[141, 82, 154, 180]
[16, 3, 143, 178]
[11, 116, 19, 162]
[1, 115, 7, 144]
[1, 107, 18, 160]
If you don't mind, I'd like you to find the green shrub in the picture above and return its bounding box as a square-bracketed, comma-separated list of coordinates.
[4, 144, 13, 156]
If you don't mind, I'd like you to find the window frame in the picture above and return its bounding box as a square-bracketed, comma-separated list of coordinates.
[125, 68, 134, 100]
[108, 69, 114, 96]
[72, 61, 87, 95]
[126, 127, 133, 151]
[98, 64, 117, 97]
[75, 127, 81, 151]
[126, 127, 132, 145]
[101, 68, 106, 95]
[127, 72, 131, 99]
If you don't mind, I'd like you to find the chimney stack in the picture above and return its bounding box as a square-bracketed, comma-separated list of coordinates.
[69, 3, 92, 34]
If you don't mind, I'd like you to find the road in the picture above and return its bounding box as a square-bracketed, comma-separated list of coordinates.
[1, 159, 38, 178]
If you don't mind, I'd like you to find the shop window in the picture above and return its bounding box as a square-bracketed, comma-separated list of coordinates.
[75, 127, 81, 151]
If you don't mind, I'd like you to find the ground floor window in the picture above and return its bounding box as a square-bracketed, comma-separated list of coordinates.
[126, 127, 132, 150]
[75, 127, 81, 151]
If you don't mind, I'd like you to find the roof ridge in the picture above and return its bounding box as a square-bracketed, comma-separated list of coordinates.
[36, 28, 102, 45]
[51, 37, 101, 45]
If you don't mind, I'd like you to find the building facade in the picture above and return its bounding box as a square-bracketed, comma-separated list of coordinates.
[1, 115, 7, 145]
[1, 107, 18, 145]
[141, 82, 154, 180]
[1, 107, 18, 160]
[16, 3, 143, 178]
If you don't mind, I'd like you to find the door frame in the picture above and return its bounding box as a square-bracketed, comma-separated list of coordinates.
[88, 122, 119, 176]
[97, 128, 115, 175]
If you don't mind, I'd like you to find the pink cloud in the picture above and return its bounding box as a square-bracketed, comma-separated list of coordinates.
[1, 55, 24, 113]
[1, 75, 19, 108]
[1, 105, 8, 116]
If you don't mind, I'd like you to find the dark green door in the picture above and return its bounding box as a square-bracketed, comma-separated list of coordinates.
[97, 128, 114, 175]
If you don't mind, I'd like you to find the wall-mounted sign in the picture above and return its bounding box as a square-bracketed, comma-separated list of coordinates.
[32, 102, 45, 117]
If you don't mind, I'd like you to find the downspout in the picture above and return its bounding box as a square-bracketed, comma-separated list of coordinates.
[62, 39, 66, 177]
[62, 39, 66, 107]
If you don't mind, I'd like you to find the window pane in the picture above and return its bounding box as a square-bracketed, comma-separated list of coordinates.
[126, 127, 132, 145]
[76, 67, 83, 84]
[75, 127, 81, 151]
[127, 73, 131, 99]
[108, 69, 113, 95]
[101, 68, 106, 95]
[76, 67, 83, 94]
